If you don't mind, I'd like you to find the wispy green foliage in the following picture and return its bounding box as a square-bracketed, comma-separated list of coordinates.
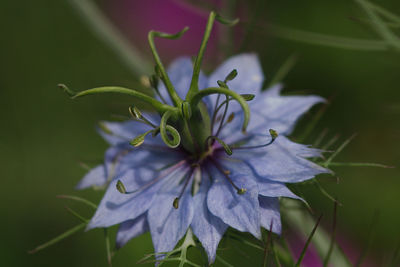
[68, 0, 151, 75]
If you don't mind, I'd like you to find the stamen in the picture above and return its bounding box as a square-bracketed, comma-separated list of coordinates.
[116, 160, 187, 195]
[128, 105, 157, 128]
[129, 130, 154, 147]
[210, 93, 222, 134]
[205, 136, 232, 155]
[231, 129, 279, 150]
[214, 70, 239, 137]
[210, 70, 240, 134]
[173, 167, 196, 209]
[173, 198, 180, 209]
[189, 87, 250, 132]
[116, 180, 127, 194]
[224, 69, 238, 83]
[214, 93, 230, 137]
[210, 158, 246, 195]
[227, 113, 235, 123]
[140, 76, 151, 88]
[217, 80, 228, 88]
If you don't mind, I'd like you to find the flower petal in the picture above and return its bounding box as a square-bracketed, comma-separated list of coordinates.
[191, 174, 228, 263]
[76, 164, 107, 189]
[218, 155, 307, 199]
[259, 196, 281, 235]
[207, 170, 261, 239]
[249, 85, 325, 135]
[208, 53, 264, 95]
[87, 161, 187, 229]
[148, 173, 194, 256]
[233, 136, 330, 183]
[116, 213, 149, 249]
[103, 144, 182, 186]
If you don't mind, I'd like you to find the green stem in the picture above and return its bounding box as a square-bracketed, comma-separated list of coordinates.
[59, 84, 175, 114]
[189, 87, 250, 132]
[186, 11, 217, 100]
[148, 28, 188, 106]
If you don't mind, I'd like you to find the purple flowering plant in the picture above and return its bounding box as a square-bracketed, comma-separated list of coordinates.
[56, 11, 332, 266]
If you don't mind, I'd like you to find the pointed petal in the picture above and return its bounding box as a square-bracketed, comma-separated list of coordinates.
[87, 161, 187, 229]
[218, 156, 308, 199]
[233, 136, 331, 183]
[259, 197, 281, 234]
[257, 180, 302, 200]
[191, 175, 228, 263]
[76, 164, 107, 189]
[249, 86, 325, 135]
[207, 170, 261, 239]
[148, 174, 194, 256]
[116, 214, 149, 249]
[157, 57, 208, 104]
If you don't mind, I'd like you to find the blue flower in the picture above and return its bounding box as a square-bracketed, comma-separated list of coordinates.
[77, 53, 330, 263]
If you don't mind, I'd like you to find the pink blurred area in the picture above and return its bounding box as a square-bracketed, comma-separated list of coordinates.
[290, 232, 378, 267]
[105, 0, 221, 63]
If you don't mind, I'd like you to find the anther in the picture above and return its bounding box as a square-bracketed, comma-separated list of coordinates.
[223, 170, 231, 175]
[210, 159, 247, 195]
[173, 197, 180, 209]
[116, 160, 187, 196]
[129, 106, 157, 128]
[130, 130, 153, 147]
[205, 136, 232, 155]
[237, 188, 247, 195]
[172, 168, 196, 209]
[140, 76, 151, 88]
[129, 105, 142, 120]
[269, 129, 278, 139]
[98, 122, 113, 135]
[217, 80, 228, 88]
[231, 129, 279, 150]
[224, 69, 238, 83]
[227, 113, 235, 123]
[240, 94, 255, 101]
[116, 180, 127, 194]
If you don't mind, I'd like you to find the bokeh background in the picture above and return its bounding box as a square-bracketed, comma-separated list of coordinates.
[1, 0, 399, 266]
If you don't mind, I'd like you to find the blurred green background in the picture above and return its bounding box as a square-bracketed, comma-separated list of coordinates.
[1, 0, 399, 266]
